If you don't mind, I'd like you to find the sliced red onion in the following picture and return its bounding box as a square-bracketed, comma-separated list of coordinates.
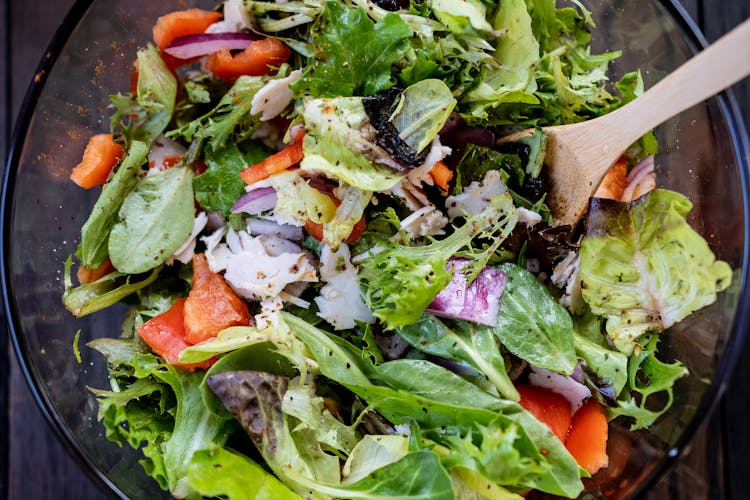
[261, 235, 303, 257]
[426, 257, 506, 326]
[164, 32, 258, 60]
[528, 366, 592, 414]
[621, 155, 655, 202]
[246, 218, 304, 241]
[231, 187, 277, 215]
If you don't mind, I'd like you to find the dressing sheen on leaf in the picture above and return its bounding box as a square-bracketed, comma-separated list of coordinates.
[580, 189, 732, 355]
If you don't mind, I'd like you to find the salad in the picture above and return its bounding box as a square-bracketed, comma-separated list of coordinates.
[62, 0, 733, 498]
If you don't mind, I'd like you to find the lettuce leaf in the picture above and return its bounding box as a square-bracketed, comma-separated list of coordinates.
[168, 75, 266, 149]
[389, 79, 456, 154]
[580, 189, 732, 354]
[187, 446, 301, 499]
[88, 340, 233, 497]
[359, 193, 517, 329]
[109, 45, 176, 147]
[108, 165, 195, 274]
[610, 334, 688, 430]
[493, 262, 578, 374]
[290, 1, 413, 98]
[300, 97, 404, 190]
[194, 141, 268, 216]
[78, 141, 149, 268]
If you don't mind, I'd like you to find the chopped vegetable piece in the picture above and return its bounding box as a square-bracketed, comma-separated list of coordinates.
[593, 157, 628, 200]
[205, 38, 291, 82]
[164, 32, 256, 60]
[429, 160, 454, 193]
[152, 9, 223, 50]
[137, 298, 214, 370]
[70, 134, 124, 188]
[517, 385, 572, 443]
[76, 258, 116, 284]
[565, 399, 609, 474]
[183, 253, 251, 344]
[239, 130, 304, 185]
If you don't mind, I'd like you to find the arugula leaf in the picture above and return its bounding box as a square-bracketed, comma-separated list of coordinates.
[397, 315, 519, 400]
[580, 189, 732, 354]
[108, 165, 195, 274]
[290, 1, 413, 98]
[79, 141, 149, 268]
[168, 75, 266, 149]
[610, 334, 688, 430]
[493, 263, 578, 375]
[194, 141, 267, 216]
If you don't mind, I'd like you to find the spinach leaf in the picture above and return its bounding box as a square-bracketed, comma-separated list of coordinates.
[108, 165, 195, 274]
[291, 1, 413, 98]
[397, 315, 519, 400]
[492, 263, 577, 374]
[194, 141, 267, 216]
[79, 140, 149, 268]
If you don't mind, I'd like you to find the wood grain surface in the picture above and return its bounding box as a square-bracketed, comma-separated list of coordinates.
[1, 1, 748, 499]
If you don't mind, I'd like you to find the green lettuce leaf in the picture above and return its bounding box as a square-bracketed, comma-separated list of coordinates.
[574, 333, 628, 400]
[187, 446, 301, 499]
[268, 170, 338, 224]
[88, 340, 233, 497]
[194, 141, 268, 216]
[610, 334, 688, 430]
[493, 263, 577, 374]
[168, 75, 266, 149]
[79, 141, 149, 268]
[579, 189, 733, 354]
[397, 315, 519, 401]
[359, 193, 517, 329]
[108, 165, 195, 274]
[290, 1, 413, 98]
[109, 45, 176, 147]
[429, 0, 494, 34]
[389, 79, 456, 153]
[323, 184, 372, 250]
[300, 96, 404, 191]
[62, 256, 161, 317]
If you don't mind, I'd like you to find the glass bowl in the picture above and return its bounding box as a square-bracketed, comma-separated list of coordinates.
[3, 0, 749, 498]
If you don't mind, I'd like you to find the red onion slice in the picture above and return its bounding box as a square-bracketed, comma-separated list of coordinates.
[231, 187, 277, 215]
[426, 257, 506, 326]
[246, 218, 304, 241]
[164, 32, 257, 60]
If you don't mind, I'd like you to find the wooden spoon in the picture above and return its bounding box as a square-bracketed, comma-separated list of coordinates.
[516, 18, 750, 226]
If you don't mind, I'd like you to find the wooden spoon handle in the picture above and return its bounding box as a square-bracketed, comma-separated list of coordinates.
[609, 17, 750, 148]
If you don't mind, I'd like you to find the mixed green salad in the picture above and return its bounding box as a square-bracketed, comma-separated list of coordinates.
[62, 0, 733, 498]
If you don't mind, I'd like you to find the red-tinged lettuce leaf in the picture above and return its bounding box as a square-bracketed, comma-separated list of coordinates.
[580, 189, 732, 355]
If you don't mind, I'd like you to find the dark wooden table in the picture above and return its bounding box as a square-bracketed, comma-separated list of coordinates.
[2, 1, 749, 499]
